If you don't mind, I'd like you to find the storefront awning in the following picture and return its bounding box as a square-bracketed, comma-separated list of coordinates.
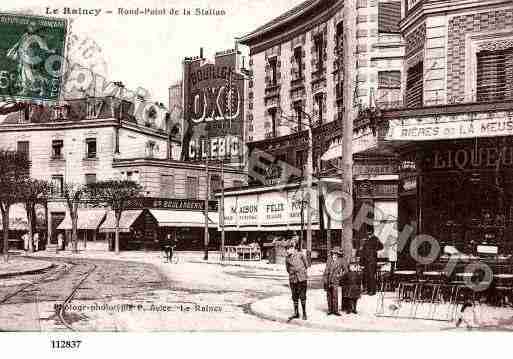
[321, 142, 342, 161]
[149, 209, 217, 228]
[99, 210, 143, 233]
[57, 209, 107, 230]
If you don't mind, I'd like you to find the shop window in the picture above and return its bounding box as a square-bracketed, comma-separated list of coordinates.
[378, 2, 401, 33]
[51, 140, 63, 159]
[51, 175, 63, 196]
[210, 175, 222, 199]
[85, 173, 96, 185]
[406, 62, 423, 108]
[476, 48, 513, 102]
[186, 176, 199, 199]
[160, 174, 174, 198]
[85, 138, 97, 159]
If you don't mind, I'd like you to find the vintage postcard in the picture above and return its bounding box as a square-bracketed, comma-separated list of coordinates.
[1, 0, 513, 347]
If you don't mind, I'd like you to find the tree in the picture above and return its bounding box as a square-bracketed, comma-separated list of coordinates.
[0, 150, 30, 261]
[18, 179, 51, 253]
[62, 183, 86, 253]
[86, 180, 142, 254]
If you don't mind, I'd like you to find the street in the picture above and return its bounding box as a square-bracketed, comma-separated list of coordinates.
[0, 255, 323, 331]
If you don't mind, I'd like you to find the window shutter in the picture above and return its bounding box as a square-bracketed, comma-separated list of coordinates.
[378, 1, 401, 33]
[477, 48, 513, 102]
[406, 62, 423, 108]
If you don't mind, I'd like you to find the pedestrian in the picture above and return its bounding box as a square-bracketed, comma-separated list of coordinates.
[57, 232, 64, 252]
[33, 232, 39, 252]
[360, 229, 384, 296]
[22, 232, 29, 252]
[322, 246, 346, 316]
[285, 242, 309, 321]
[341, 264, 362, 314]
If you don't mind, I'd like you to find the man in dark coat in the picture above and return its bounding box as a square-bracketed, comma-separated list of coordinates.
[285, 242, 309, 320]
[360, 229, 384, 296]
[322, 247, 347, 316]
[341, 266, 362, 314]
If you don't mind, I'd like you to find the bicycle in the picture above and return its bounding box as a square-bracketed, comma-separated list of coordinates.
[163, 245, 179, 264]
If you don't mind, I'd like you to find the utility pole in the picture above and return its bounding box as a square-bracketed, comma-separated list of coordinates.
[204, 154, 210, 260]
[341, 0, 357, 261]
[306, 120, 313, 263]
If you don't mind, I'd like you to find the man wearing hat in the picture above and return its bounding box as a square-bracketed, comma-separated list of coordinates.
[360, 228, 384, 295]
[322, 246, 347, 315]
[285, 242, 309, 320]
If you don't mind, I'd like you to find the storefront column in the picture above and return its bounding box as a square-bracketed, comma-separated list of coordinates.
[47, 209, 52, 249]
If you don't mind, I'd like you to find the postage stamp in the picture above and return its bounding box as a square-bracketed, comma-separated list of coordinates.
[0, 13, 67, 103]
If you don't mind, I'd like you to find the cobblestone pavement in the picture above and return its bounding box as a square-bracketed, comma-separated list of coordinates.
[0, 255, 322, 331]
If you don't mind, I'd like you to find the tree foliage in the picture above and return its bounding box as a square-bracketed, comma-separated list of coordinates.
[0, 149, 30, 260]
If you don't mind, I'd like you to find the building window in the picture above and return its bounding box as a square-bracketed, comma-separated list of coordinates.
[335, 22, 343, 57]
[270, 108, 278, 137]
[51, 140, 63, 159]
[210, 174, 222, 199]
[315, 94, 324, 124]
[186, 176, 199, 199]
[85, 138, 97, 159]
[160, 174, 175, 198]
[378, 1, 401, 33]
[51, 175, 64, 196]
[147, 141, 156, 158]
[314, 34, 325, 72]
[406, 62, 423, 108]
[17, 141, 29, 160]
[268, 57, 278, 86]
[294, 101, 303, 131]
[377, 71, 402, 108]
[477, 48, 513, 102]
[293, 47, 303, 80]
[85, 173, 96, 185]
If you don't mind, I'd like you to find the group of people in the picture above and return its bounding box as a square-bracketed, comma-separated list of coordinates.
[22, 231, 44, 252]
[285, 229, 384, 320]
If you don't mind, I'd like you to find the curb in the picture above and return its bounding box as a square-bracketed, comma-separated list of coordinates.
[249, 298, 368, 332]
[0, 261, 54, 279]
[187, 259, 285, 272]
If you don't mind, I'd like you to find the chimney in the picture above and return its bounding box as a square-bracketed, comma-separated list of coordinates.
[200, 47, 204, 59]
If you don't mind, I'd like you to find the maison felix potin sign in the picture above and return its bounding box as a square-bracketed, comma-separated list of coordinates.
[386, 115, 513, 141]
[183, 53, 244, 162]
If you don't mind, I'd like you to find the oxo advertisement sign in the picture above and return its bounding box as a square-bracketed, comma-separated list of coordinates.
[182, 52, 244, 162]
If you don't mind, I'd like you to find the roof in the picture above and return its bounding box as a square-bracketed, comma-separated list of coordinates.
[57, 209, 107, 230]
[239, 0, 322, 44]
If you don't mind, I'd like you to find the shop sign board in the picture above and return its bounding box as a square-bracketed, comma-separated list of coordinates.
[386, 114, 513, 142]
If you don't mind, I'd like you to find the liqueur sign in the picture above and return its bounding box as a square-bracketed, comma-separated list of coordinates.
[0, 13, 68, 102]
[387, 115, 513, 142]
[183, 52, 244, 162]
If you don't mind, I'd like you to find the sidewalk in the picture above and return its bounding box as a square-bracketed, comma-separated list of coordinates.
[250, 289, 513, 331]
[0, 254, 54, 278]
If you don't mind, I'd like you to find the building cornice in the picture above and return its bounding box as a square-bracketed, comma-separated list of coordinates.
[240, 0, 343, 55]
[112, 158, 246, 175]
[401, 0, 513, 34]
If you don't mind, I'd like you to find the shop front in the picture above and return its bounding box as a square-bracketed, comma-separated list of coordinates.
[385, 102, 513, 270]
[219, 181, 342, 260]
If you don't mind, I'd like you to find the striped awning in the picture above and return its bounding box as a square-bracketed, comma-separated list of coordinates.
[57, 209, 107, 230]
[99, 210, 143, 233]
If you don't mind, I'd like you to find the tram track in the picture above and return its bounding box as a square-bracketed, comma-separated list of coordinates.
[0, 261, 97, 331]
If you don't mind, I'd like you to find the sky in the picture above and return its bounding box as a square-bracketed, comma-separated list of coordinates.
[6, 0, 305, 105]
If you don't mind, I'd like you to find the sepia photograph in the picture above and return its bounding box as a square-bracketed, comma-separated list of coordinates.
[0, 0, 512, 354]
